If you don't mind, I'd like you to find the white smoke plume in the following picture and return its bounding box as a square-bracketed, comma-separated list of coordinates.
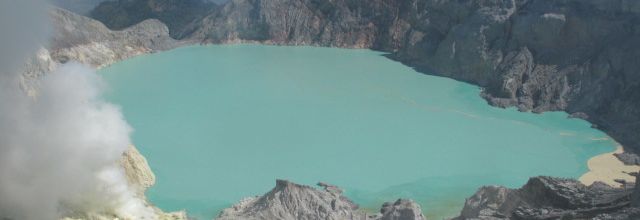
[0, 0, 156, 219]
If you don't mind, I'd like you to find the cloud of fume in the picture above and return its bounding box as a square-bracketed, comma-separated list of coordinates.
[0, 1, 156, 219]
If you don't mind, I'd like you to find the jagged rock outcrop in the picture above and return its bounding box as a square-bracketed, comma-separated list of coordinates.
[90, 0, 218, 38]
[185, 0, 382, 47]
[183, 0, 640, 162]
[21, 7, 185, 95]
[455, 176, 637, 220]
[120, 146, 188, 220]
[120, 146, 157, 197]
[48, 7, 180, 68]
[23, 7, 182, 81]
[216, 180, 424, 220]
[216, 180, 363, 220]
[60, 146, 187, 220]
[374, 199, 426, 220]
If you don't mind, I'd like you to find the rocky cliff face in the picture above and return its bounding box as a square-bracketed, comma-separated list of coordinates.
[392, 0, 640, 164]
[21, 7, 183, 95]
[90, 0, 218, 38]
[217, 180, 425, 220]
[48, 7, 181, 68]
[187, 0, 640, 163]
[455, 176, 639, 220]
[185, 0, 381, 47]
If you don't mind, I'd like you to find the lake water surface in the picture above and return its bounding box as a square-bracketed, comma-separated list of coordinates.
[100, 44, 616, 219]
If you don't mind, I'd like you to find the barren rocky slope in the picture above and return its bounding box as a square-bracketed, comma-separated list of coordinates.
[217, 180, 425, 220]
[22, 7, 185, 95]
[49, 7, 180, 67]
[90, 0, 218, 38]
[187, 0, 640, 163]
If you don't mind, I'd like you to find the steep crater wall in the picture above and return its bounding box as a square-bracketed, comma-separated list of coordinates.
[185, 0, 640, 162]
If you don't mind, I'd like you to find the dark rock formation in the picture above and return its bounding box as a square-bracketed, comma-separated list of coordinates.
[183, 0, 640, 163]
[454, 176, 637, 220]
[90, 0, 218, 38]
[615, 153, 640, 166]
[216, 180, 424, 220]
[376, 199, 426, 220]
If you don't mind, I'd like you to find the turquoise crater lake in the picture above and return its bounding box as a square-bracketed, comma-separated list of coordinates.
[100, 45, 616, 219]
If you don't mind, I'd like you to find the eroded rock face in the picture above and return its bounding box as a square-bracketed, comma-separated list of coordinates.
[120, 146, 188, 220]
[217, 180, 362, 220]
[217, 180, 424, 220]
[21, 7, 184, 96]
[22, 6, 182, 88]
[376, 199, 426, 220]
[187, 0, 381, 48]
[49, 7, 180, 68]
[90, 0, 218, 38]
[120, 146, 157, 197]
[455, 176, 636, 220]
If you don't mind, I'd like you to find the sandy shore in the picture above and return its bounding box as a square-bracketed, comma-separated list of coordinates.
[579, 145, 640, 187]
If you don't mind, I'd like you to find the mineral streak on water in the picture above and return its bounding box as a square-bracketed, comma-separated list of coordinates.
[100, 44, 616, 219]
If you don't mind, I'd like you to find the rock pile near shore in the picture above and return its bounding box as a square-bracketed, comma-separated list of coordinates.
[455, 176, 640, 220]
[217, 180, 425, 220]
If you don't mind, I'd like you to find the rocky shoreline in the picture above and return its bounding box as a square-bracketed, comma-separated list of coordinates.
[580, 146, 640, 188]
[183, 0, 640, 165]
[21, 1, 640, 219]
[86, 0, 640, 164]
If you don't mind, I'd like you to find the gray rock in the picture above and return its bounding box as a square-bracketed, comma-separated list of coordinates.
[47, 7, 181, 68]
[89, 0, 218, 38]
[216, 180, 425, 220]
[569, 112, 589, 120]
[615, 152, 640, 166]
[216, 180, 362, 220]
[454, 176, 636, 220]
[20, 7, 187, 94]
[377, 199, 426, 220]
